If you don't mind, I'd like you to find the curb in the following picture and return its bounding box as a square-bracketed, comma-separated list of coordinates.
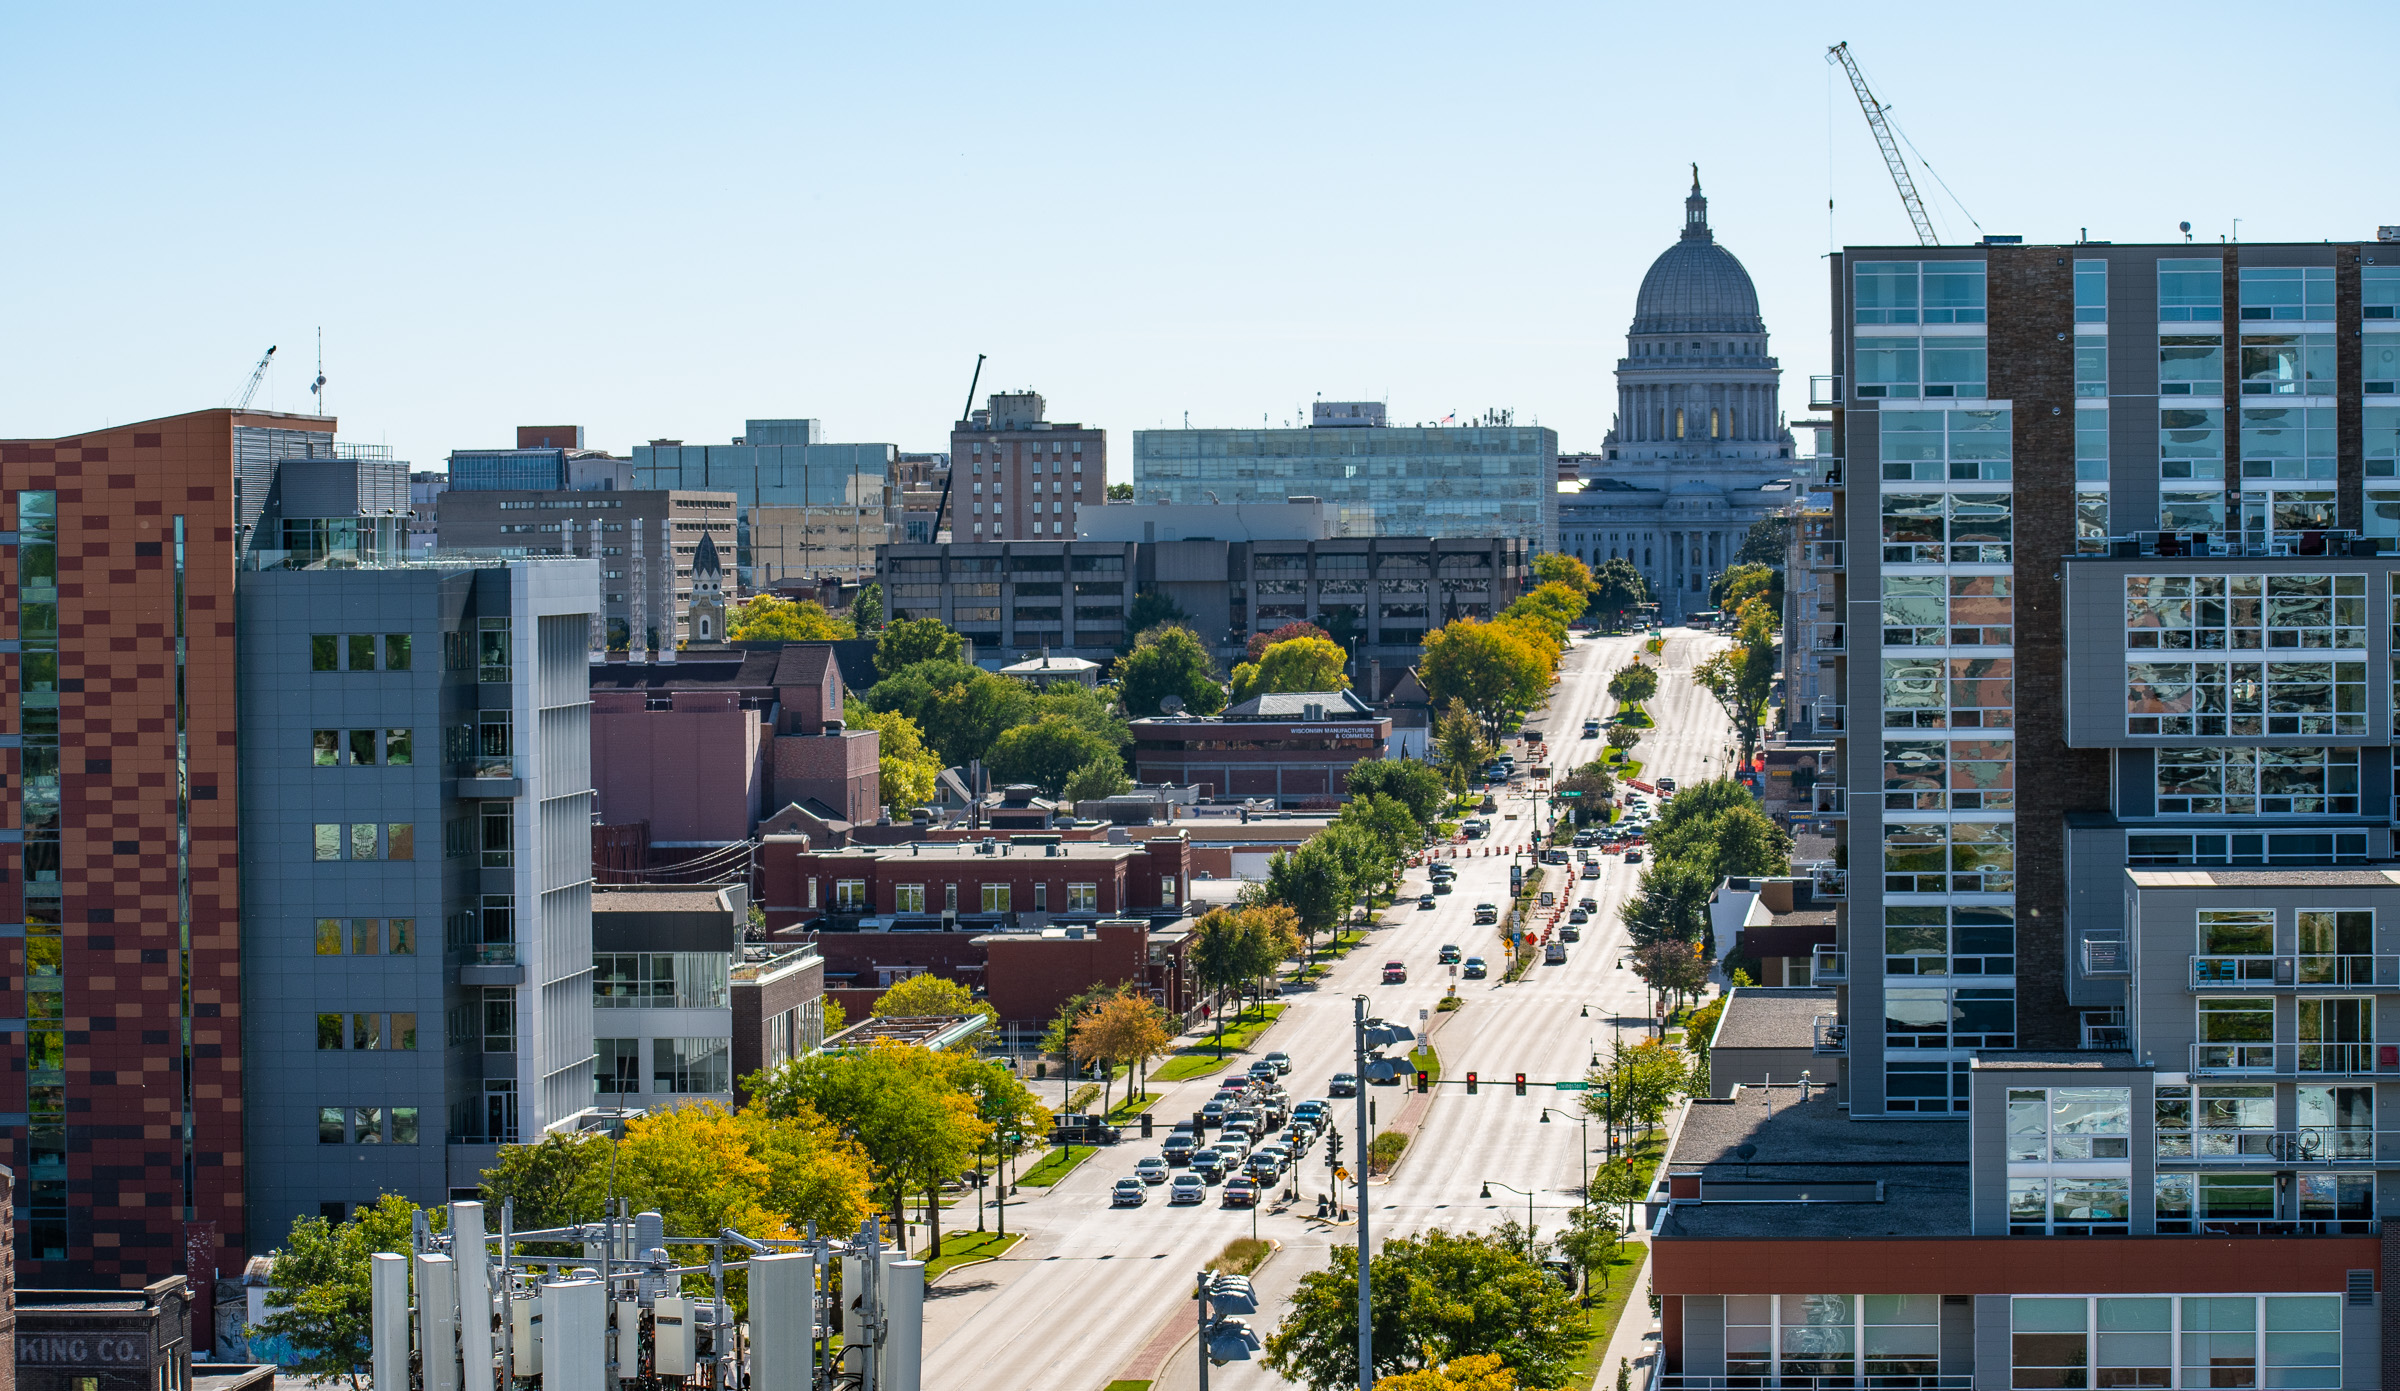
[1106, 1239, 1284, 1388]
[1362, 1008, 1456, 1186]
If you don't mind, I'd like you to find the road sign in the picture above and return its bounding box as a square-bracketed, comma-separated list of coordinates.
[1556, 790, 1583, 798]
[1334, 1167, 1349, 1182]
[1553, 1081, 1590, 1091]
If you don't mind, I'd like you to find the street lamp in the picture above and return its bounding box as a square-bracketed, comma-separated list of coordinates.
[1538, 1107, 1593, 1202]
[1480, 1179, 1537, 1237]
[1354, 1000, 1415, 1391]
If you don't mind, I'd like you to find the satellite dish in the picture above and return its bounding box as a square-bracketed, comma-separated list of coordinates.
[1162, 695, 1186, 714]
[2179, 221, 2192, 233]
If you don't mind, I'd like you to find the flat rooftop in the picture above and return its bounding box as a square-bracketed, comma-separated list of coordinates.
[785, 839, 1158, 862]
[1658, 1085, 1968, 1240]
[2129, 869, 2400, 889]
[1708, 988, 1835, 1051]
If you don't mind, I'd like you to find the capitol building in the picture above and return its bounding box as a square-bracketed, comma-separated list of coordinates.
[1559, 174, 1805, 620]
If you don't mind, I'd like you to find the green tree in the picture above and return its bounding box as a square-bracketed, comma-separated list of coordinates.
[1228, 634, 1351, 705]
[1422, 618, 1551, 742]
[1247, 620, 1334, 663]
[1631, 939, 1712, 1021]
[478, 1132, 607, 1234]
[1692, 605, 1779, 762]
[1553, 1200, 1623, 1303]
[1653, 803, 1791, 887]
[251, 1195, 437, 1390]
[920, 672, 1040, 767]
[871, 972, 998, 1025]
[1261, 841, 1354, 955]
[1436, 698, 1494, 793]
[1263, 1227, 1591, 1391]
[1379, 1353, 1546, 1391]
[1621, 860, 1716, 948]
[1735, 514, 1793, 568]
[1606, 724, 1641, 754]
[1532, 552, 1597, 597]
[1123, 589, 1188, 640]
[987, 716, 1123, 796]
[863, 657, 984, 723]
[1112, 624, 1226, 718]
[1105, 481, 1134, 501]
[1062, 754, 1133, 802]
[1585, 1035, 1693, 1136]
[1589, 557, 1651, 628]
[874, 617, 965, 677]
[1029, 680, 1131, 748]
[1337, 792, 1423, 875]
[748, 1040, 991, 1256]
[1712, 562, 1780, 627]
[1346, 757, 1447, 829]
[1504, 581, 1588, 635]
[848, 582, 886, 635]
[850, 706, 943, 813]
[1606, 663, 1659, 709]
[728, 595, 854, 642]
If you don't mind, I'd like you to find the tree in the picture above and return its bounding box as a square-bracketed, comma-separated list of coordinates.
[1113, 624, 1226, 718]
[478, 1131, 607, 1234]
[1073, 991, 1173, 1109]
[1123, 589, 1188, 640]
[1532, 552, 1597, 597]
[1062, 754, 1132, 802]
[1553, 1201, 1623, 1304]
[1347, 757, 1446, 829]
[1606, 663, 1659, 710]
[1588, 1036, 1692, 1133]
[1606, 724, 1641, 754]
[748, 1040, 990, 1257]
[1422, 618, 1551, 742]
[1712, 562, 1780, 628]
[1620, 860, 1716, 949]
[1587, 1151, 1654, 1234]
[848, 582, 886, 635]
[919, 672, 1039, 767]
[1631, 940, 1712, 1022]
[850, 706, 942, 813]
[872, 973, 997, 1025]
[1029, 679, 1131, 748]
[1735, 514, 1793, 568]
[1263, 1228, 1591, 1391]
[1379, 1354, 1546, 1391]
[1228, 634, 1351, 705]
[1653, 802, 1792, 887]
[1436, 698, 1494, 793]
[728, 595, 854, 642]
[863, 657, 984, 724]
[1261, 842, 1353, 955]
[1589, 557, 1651, 628]
[874, 617, 965, 677]
[987, 716, 1123, 796]
[1105, 481, 1134, 501]
[1246, 620, 1333, 664]
[1505, 581, 1588, 635]
[1692, 605, 1779, 762]
[608, 1103, 874, 1268]
[251, 1195, 435, 1389]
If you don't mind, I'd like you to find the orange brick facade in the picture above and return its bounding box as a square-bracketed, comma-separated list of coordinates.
[0, 410, 316, 1329]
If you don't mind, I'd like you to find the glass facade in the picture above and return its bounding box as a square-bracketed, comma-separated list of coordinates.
[1131, 425, 1557, 549]
[447, 448, 568, 492]
[17, 490, 64, 1257]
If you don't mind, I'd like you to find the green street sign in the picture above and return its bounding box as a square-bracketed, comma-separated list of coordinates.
[1552, 1081, 1590, 1091]
[1556, 791, 1582, 798]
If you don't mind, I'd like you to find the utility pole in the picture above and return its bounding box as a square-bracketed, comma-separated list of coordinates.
[1353, 995, 1375, 1391]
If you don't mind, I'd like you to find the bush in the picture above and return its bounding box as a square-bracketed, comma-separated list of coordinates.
[1436, 996, 1463, 1012]
[1210, 1236, 1273, 1275]
[1068, 1082, 1101, 1113]
[1367, 1130, 1408, 1175]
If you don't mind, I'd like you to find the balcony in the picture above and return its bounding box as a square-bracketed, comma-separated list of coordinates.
[1812, 624, 1845, 653]
[2190, 1042, 2400, 1077]
[1804, 540, 1845, 569]
[2158, 1127, 2400, 1166]
[1808, 866, 1847, 900]
[1810, 948, 1846, 983]
[1809, 374, 1844, 409]
[2080, 933, 2129, 976]
[1812, 1015, 1847, 1054]
[1813, 457, 1844, 488]
[1657, 1381, 1970, 1391]
[2095, 528, 2374, 560]
[455, 757, 521, 798]
[2082, 1017, 2130, 1051]
[1812, 704, 1845, 732]
[1811, 785, 1847, 818]
[2191, 955, 2400, 989]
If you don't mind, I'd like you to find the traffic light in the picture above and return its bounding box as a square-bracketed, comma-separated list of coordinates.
[1140, 1113, 1154, 1138]
[1465, 1072, 1479, 1095]
[1415, 1070, 1430, 1093]
[1514, 1073, 1528, 1097]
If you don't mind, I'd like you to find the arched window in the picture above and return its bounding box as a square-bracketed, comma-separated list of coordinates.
[1711, 408, 1721, 439]
[1675, 408, 1685, 439]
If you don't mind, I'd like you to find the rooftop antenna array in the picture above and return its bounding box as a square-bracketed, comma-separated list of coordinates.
[309, 326, 328, 415]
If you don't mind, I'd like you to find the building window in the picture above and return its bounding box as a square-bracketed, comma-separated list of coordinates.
[385, 634, 413, 670]
[2240, 266, 2335, 322]
[653, 1037, 731, 1094]
[982, 884, 1010, 914]
[2004, 1175, 2131, 1235]
[314, 730, 339, 766]
[2006, 1087, 2130, 1161]
[1162, 875, 1179, 903]
[2158, 258, 2224, 322]
[1069, 883, 1098, 913]
[596, 1039, 642, 1094]
[482, 988, 516, 1052]
[2126, 658, 2368, 738]
[482, 803, 513, 867]
[2157, 746, 2358, 816]
[478, 616, 512, 683]
[1725, 1295, 1938, 1383]
[896, 884, 926, 914]
[945, 884, 959, 912]
[312, 635, 339, 671]
[1884, 984, 2013, 1048]
[2159, 337, 2223, 396]
[1034, 882, 1048, 911]
[2195, 996, 2274, 1070]
[319, 1106, 345, 1144]
[835, 879, 867, 912]
[2074, 259, 2107, 323]
[2012, 1296, 2338, 1384]
[314, 824, 341, 860]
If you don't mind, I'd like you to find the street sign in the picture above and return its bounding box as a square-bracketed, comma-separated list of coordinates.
[1334, 1167, 1349, 1181]
[1553, 1081, 1590, 1091]
[1557, 790, 1582, 798]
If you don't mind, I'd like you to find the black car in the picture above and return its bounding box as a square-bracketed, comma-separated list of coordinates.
[1438, 944, 1462, 964]
[1462, 957, 1489, 979]
[1192, 1150, 1229, 1181]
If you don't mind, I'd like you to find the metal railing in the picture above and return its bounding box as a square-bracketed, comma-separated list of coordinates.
[1812, 704, 1846, 731]
[2157, 1127, 2400, 1164]
[2093, 529, 2373, 560]
[1808, 866, 1848, 900]
[1813, 1015, 1847, 1054]
[1809, 374, 1845, 409]
[2191, 954, 2400, 989]
[2082, 1019, 2130, 1051]
[2191, 1042, 2400, 1077]
[458, 756, 516, 780]
[1811, 948, 1846, 984]
[2156, 1218, 2380, 1236]
[1813, 624, 1846, 653]
[2081, 935, 2129, 976]
[1812, 786, 1847, 816]
[465, 942, 517, 966]
[1804, 540, 1846, 569]
[1656, 1377, 1970, 1391]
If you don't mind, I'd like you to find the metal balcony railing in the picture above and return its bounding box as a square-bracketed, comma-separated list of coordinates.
[1808, 866, 1848, 900]
[2157, 1127, 2400, 1165]
[2081, 935, 2129, 976]
[466, 942, 517, 966]
[1810, 948, 1846, 984]
[1809, 375, 1844, 409]
[1813, 624, 1846, 653]
[1656, 1380, 1972, 1391]
[1804, 540, 1846, 569]
[2095, 529, 2374, 560]
[2155, 1218, 2380, 1236]
[1813, 704, 1845, 731]
[1812, 786, 1847, 816]
[1813, 1015, 1847, 1054]
[458, 756, 516, 780]
[2191, 1042, 2400, 1077]
[2082, 1019, 2130, 1051]
[2191, 954, 2400, 989]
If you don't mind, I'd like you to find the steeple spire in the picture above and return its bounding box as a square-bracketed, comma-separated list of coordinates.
[1683, 164, 1711, 243]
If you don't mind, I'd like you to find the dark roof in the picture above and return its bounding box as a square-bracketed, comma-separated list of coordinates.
[594, 886, 735, 916]
[1223, 689, 1376, 719]
[1708, 988, 1836, 1051]
[588, 648, 780, 692]
[1657, 1086, 1969, 1239]
[1734, 922, 1833, 960]
[772, 643, 837, 690]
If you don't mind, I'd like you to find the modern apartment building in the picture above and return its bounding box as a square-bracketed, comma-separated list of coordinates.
[237, 550, 598, 1235]
[1649, 232, 2400, 1389]
[631, 419, 898, 585]
[948, 391, 1104, 541]
[876, 529, 1527, 696]
[1132, 400, 1559, 552]
[435, 487, 737, 652]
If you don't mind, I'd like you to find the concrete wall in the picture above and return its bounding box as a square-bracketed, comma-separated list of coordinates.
[590, 690, 768, 843]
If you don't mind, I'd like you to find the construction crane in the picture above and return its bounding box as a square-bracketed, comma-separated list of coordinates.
[1828, 42, 1937, 247]
[927, 353, 985, 542]
[233, 345, 277, 410]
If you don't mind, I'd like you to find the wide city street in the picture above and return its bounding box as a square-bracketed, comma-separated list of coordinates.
[924, 628, 1739, 1391]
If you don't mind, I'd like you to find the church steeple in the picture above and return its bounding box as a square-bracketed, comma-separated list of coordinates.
[1683, 164, 1711, 243]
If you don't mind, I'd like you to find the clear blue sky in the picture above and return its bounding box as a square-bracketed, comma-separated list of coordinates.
[6, 3, 2396, 478]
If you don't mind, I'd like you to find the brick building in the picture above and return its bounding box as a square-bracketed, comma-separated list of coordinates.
[949, 390, 1104, 541]
[977, 917, 1196, 1028]
[760, 834, 1192, 929]
[1129, 690, 1392, 807]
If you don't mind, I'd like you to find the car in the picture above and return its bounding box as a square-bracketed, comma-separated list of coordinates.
[1226, 1108, 1262, 1134]
[1573, 831, 1596, 847]
[1625, 849, 1645, 864]
[1658, 777, 1678, 792]
[1264, 1051, 1293, 1076]
[1545, 941, 1568, 965]
[1462, 957, 1489, 979]
[1162, 1133, 1197, 1164]
[1474, 903, 1499, 924]
[1278, 1128, 1312, 1154]
[1135, 1156, 1169, 1184]
[1329, 1072, 1360, 1096]
[1431, 862, 1456, 878]
[1222, 1127, 1255, 1153]
[1568, 907, 1590, 924]
[1561, 925, 1581, 942]
[1383, 961, 1408, 983]
[1542, 849, 1568, 865]
[1246, 1154, 1282, 1183]
[1170, 1174, 1206, 1204]
[1192, 1150, 1228, 1181]
[1583, 861, 1604, 878]
[1213, 1085, 1247, 1104]
[1582, 721, 1601, 737]
[1223, 1178, 1260, 1208]
[1291, 1101, 1327, 1129]
[1579, 897, 1598, 912]
[1199, 1101, 1228, 1128]
[1433, 879, 1454, 895]
[1419, 893, 1437, 909]
[1247, 1061, 1279, 1085]
[1112, 1178, 1147, 1207]
[1438, 944, 1462, 963]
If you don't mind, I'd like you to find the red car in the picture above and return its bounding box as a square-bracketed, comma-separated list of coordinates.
[1222, 1178, 1259, 1208]
[1383, 961, 1407, 984]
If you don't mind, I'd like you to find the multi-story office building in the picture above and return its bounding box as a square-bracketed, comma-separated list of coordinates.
[877, 523, 1526, 697]
[1132, 400, 1558, 552]
[632, 419, 897, 585]
[237, 545, 598, 1235]
[949, 391, 1104, 541]
[1650, 231, 2400, 1388]
[895, 451, 950, 543]
[409, 471, 446, 557]
[435, 487, 737, 652]
[446, 426, 628, 494]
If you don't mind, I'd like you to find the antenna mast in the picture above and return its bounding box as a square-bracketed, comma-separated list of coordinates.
[1828, 41, 1937, 247]
[309, 327, 328, 415]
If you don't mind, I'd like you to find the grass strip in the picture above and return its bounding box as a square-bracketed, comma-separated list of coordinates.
[919, 1230, 1021, 1281]
[1564, 1241, 1650, 1389]
[1104, 1091, 1162, 1122]
[1207, 1236, 1272, 1276]
[1016, 1144, 1096, 1187]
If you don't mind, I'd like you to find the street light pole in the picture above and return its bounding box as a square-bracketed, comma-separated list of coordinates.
[1539, 1108, 1592, 1202]
[1481, 1179, 1536, 1239]
[1353, 994, 1375, 1391]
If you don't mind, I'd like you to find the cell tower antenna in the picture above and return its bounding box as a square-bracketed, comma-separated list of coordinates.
[1827, 41, 1937, 247]
[309, 327, 327, 415]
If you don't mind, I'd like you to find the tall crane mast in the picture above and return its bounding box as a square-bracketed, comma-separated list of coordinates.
[1828, 42, 1937, 247]
[234, 345, 277, 410]
[928, 353, 985, 542]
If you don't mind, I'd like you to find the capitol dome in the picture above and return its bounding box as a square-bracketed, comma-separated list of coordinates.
[1630, 174, 1764, 337]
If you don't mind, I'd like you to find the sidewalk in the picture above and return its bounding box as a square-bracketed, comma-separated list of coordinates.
[1592, 1247, 1660, 1391]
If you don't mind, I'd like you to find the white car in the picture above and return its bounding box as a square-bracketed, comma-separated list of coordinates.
[1134, 1156, 1169, 1185]
[1112, 1178, 1147, 1207]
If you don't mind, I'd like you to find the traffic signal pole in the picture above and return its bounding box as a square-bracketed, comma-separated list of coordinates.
[1353, 994, 1375, 1391]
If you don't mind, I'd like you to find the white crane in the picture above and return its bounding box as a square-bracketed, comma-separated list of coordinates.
[233, 345, 277, 409]
[1828, 41, 1937, 247]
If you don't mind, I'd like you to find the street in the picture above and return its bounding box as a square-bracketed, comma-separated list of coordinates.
[925, 628, 1738, 1390]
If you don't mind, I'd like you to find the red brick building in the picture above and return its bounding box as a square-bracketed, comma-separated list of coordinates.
[978, 918, 1196, 1028]
[0, 409, 284, 1325]
[950, 390, 1104, 541]
[1130, 690, 1391, 808]
[759, 834, 1192, 928]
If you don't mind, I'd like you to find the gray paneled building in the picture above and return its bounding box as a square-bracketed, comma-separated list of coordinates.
[239, 553, 598, 1230]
